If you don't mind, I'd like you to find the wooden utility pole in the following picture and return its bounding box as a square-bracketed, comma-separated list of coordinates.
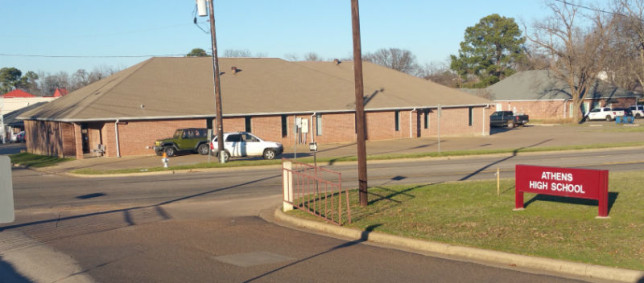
[351, 0, 368, 207]
[207, 0, 226, 163]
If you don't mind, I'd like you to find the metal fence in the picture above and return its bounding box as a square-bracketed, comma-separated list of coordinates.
[282, 160, 351, 225]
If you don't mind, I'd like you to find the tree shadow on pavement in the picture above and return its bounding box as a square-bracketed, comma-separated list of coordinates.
[243, 224, 382, 283]
[0, 256, 31, 283]
[459, 139, 553, 181]
[0, 173, 281, 233]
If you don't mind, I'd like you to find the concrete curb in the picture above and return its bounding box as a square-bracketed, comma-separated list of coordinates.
[274, 208, 644, 283]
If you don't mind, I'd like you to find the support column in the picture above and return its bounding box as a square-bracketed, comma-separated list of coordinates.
[73, 123, 84, 160]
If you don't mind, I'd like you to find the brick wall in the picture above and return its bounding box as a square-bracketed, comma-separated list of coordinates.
[24, 120, 65, 157]
[495, 98, 638, 120]
[24, 106, 491, 158]
[113, 119, 207, 156]
[495, 100, 567, 120]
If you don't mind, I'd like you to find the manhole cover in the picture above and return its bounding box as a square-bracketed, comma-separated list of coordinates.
[214, 251, 295, 267]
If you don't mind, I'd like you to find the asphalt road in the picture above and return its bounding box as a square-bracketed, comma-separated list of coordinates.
[9, 148, 644, 211]
[2, 147, 641, 282]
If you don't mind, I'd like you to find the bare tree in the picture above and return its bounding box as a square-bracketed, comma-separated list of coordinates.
[418, 62, 460, 87]
[605, 0, 644, 90]
[283, 53, 299, 61]
[364, 48, 419, 75]
[516, 47, 552, 71]
[528, 0, 613, 122]
[38, 72, 70, 96]
[71, 69, 89, 90]
[303, 52, 323, 61]
[223, 49, 252, 57]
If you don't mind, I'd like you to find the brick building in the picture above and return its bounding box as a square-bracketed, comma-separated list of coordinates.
[19, 57, 491, 159]
[480, 70, 642, 120]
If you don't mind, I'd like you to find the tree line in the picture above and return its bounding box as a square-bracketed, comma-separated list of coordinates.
[0, 66, 119, 97]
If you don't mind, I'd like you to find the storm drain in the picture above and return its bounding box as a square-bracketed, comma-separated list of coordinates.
[213, 251, 295, 267]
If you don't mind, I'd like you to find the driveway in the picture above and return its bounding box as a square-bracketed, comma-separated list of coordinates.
[0, 143, 25, 155]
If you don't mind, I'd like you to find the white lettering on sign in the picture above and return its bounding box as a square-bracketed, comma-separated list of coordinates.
[550, 183, 586, 194]
[540, 171, 573, 182]
[529, 181, 548, 190]
[532, 170, 586, 195]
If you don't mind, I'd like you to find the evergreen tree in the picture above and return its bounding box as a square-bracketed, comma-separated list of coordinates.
[450, 14, 526, 88]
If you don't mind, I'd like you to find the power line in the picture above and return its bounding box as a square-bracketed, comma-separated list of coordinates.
[553, 0, 621, 16]
[0, 53, 187, 58]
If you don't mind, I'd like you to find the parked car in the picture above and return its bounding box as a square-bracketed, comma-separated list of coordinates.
[586, 107, 625, 121]
[629, 105, 644, 118]
[489, 111, 529, 128]
[210, 132, 283, 161]
[154, 128, 210, 157]
[613, 107, 633, 117]
[12, 131, 25, 143]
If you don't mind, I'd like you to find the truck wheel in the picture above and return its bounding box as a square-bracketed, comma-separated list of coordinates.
[197, 143, 209, 155]
[263, 149, 276, 160]
[507, 121, 515, 128]
[164, 146, 176, 157]
[605, 115, 612, 121]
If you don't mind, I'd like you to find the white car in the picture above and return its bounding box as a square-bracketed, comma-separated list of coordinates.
[586, 107, 625, 121]
[629, 105, 644, 118]
[210, 132, 283, 161]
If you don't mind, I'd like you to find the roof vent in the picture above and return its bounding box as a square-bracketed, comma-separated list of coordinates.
[333, 59, 341, 65]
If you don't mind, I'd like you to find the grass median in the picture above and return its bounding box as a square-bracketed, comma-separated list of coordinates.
[289, 171, 644, 271]
[8, 152, 72, 168]
[67, 141, 644, 175]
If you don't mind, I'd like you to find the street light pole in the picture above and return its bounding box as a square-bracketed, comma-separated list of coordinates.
[351, 0, 368, 207]
[203, 0, 226, 163]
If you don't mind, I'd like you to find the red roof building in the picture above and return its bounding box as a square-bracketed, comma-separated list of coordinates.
[3, 89, 36, 98]
[53, 88, 68, 97]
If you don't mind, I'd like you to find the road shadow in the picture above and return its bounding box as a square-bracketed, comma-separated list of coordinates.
[489, 126, 515, 135]
[0, 173, 281, 233]
[243, 224, 382, 283]
[0, 256, 31, 283]
[459, 138, 553, 181]
[524, 192, 619, 215]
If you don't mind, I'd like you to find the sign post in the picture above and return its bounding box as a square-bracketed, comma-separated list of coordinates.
[515, 165, 609, 218]
[0, 156, 15, 223]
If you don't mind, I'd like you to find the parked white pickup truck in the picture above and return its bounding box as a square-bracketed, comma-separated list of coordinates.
[586, 107, 625, 121]
[629, 105, 644, 118]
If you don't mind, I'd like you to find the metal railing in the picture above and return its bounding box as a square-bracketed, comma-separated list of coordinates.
[282, 160, 351, 225]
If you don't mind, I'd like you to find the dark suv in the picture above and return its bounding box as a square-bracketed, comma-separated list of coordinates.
[154, 128, 210, 157]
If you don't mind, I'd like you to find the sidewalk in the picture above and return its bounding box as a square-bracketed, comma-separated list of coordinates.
[46, 123, 644, 173]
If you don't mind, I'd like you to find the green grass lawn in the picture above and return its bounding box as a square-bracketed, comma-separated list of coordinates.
[291, 171, 644, 270]
[8, 152, 72, 167]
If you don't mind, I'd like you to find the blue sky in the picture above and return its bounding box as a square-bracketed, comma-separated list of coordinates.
[1, 0, 552, 75]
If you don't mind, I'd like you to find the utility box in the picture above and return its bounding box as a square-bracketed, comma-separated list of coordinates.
[0, 156, 14, 223]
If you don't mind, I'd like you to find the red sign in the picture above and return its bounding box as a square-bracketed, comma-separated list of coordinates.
[515, 165, 609, 217]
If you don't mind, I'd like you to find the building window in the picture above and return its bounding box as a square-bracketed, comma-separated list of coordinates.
[468, 107, 473, 126]
[281, 115, 288, 137]
[245, 116, 252, 132]
[423, 109, 429, 129]
[395, 111, 400, 131]
[316, 114, 323, 136]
